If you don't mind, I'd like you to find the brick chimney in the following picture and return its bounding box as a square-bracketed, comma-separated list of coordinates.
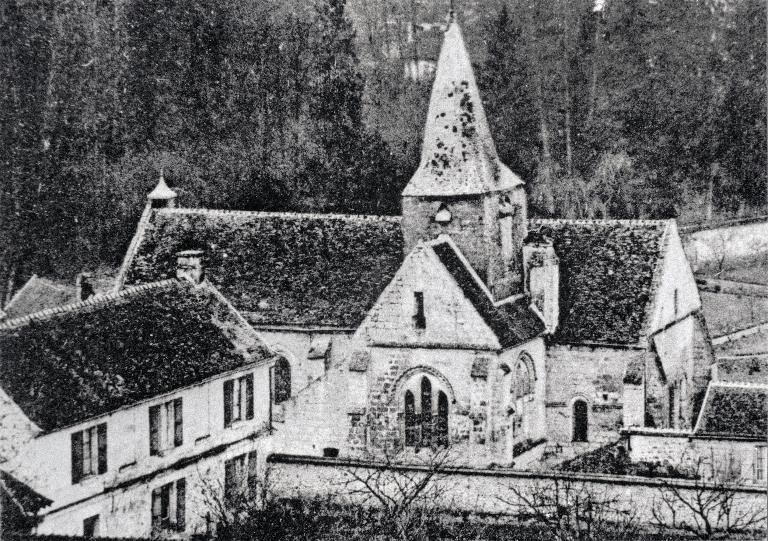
[522, 234, 559, 333]
[176, 250, 204, 284]
[76, 272, 95, 301]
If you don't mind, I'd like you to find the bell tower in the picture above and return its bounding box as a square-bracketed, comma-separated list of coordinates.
[401, 16, 527, 300]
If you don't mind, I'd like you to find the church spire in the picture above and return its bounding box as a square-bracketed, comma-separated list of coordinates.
[402, 19, 522, 197]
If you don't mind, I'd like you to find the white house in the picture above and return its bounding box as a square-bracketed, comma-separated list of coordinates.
[0, 274, 279, 538]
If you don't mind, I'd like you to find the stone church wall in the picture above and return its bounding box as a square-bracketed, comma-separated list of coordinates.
[545, 345, 645, 444]
[256, 330, 353, 398]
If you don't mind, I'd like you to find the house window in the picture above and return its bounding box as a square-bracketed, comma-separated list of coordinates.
[224, 373, 254, 427]
[572, 399, 588, 442]
[403, 376, 449, 448]
[149, 398, 183, 455]
[83, 515, 99, 538]
[413, 292, 426, 329]
[224, 451, 259, 505]
[754, 448, 766, 482]
[274, 358, 291, 404]
[151, 479, 186, 532]
[71, 423, 107, 484]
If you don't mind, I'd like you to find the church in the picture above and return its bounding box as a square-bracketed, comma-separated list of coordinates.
[116, 18, 713, 468]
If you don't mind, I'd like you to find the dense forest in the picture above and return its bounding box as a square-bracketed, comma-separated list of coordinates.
[0, 0, 766, 301]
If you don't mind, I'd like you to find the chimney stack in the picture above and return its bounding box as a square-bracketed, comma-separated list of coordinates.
[176, 250, 204, 285]
[76, 273, 95, 301]
[523, 234, 559, 333]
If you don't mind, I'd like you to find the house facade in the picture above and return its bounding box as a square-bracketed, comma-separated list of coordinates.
[0, 278, 278, 538]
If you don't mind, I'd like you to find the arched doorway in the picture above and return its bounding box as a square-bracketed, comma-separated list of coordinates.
[572, 399, 588, 442]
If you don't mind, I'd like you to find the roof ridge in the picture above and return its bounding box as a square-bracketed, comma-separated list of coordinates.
[529, 218, 671, 227]
[158, 207, 402, 223]
[0, 280, 180, 330]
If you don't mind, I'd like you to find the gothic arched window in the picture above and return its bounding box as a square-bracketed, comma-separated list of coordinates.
[421, 377, 433, 444]
[404, 391, 417, 447]
[273, 357, 291, 404]
[437, 391, 449, 446]
[514, 358, 533, 399]
[402, 374, 449, 448]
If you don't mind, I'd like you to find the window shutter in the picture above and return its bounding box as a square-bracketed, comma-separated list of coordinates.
[245, 374, 254, 420]
[247, 451, 259, 497]
[151, 487, 161, 528]
[173, 398, 183, 447]
[97, 423, 108, 474]
[223, 379, 234, 427]
[71, 431, 84, 484]
[175, 478, 186, 531]
[149, 405, 160, 455]
[224, 459, 236, 504]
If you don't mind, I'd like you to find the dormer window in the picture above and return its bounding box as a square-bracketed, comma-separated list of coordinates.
[434, 204, 452, 225]
[413, 291, 426, 329]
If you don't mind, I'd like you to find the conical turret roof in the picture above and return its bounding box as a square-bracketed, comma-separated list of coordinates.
[147, 171, 177, 201]
[403, 21, 522, 197]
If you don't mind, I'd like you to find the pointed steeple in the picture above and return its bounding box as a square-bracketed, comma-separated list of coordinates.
[403, 20, 522, 197]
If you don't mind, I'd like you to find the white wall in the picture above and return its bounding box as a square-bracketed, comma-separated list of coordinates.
[8, 362, 272, 537]
[683, 219, 768, 271]
[36, 437, 271, 538]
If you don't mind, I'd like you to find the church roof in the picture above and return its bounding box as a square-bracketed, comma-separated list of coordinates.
[0, 280, 274, 432]
[121, 209, 404, 328]
[431, 240, 545, 349]
[531, 219, 670, 346]
[402, 21, 522, 198]
[2, 275, 77, 320]
[694, 382, 767, 439]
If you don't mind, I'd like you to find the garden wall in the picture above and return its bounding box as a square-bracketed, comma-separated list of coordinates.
[267, 453, 766, 529]
[682, 218, 768, 271]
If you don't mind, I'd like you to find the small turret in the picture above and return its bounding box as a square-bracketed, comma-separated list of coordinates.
[147, 170, 177, 209]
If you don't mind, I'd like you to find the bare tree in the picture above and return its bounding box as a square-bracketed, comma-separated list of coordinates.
[499, 477, 640, 541]
[340, 447, 455, 541]
[651, 451, 766, 539]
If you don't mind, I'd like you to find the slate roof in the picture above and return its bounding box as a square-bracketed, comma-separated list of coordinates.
[715, 356, 768, 384]
[402, 21, 522, 197]
[0, 470, 51, 515]
[2, 275, 76, 320]
[695, 383, 767, 439]
[121, 209, 404, 328]
[0, 280, 273, 432]
[530, 219, 669, 345]
[431, 240, 545, 349]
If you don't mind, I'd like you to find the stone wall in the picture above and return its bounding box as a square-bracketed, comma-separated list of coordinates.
[545, 345, 644, 444]
[268, 453, 766, 528]
[628, 430, 764, 487]
[257, 330, 353, 397]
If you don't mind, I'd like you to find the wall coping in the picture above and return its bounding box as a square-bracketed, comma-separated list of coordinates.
[267, 453, 765, 493]
[624, 427, 765, 443]
[680, 214, 768, 234]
